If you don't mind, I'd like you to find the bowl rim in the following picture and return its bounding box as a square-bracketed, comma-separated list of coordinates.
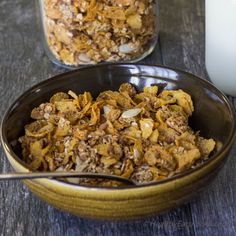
[1, 63, 236, 190]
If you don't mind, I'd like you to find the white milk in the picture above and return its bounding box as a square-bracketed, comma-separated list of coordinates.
[206, 0, 236, 96]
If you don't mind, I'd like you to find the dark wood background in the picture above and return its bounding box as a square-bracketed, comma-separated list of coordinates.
[0, 0, 235, 235]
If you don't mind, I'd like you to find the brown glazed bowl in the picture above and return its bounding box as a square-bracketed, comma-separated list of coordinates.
[1, 64, 236, 220]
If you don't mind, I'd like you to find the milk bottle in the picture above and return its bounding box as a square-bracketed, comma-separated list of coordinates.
[206, 0, 236, 96]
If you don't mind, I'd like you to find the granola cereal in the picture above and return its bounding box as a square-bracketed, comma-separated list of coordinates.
[39, 0, 157, 66]
[19, 83, 216, 186]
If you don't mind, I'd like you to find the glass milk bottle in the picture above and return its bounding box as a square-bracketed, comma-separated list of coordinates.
[206, 0, 236, 96]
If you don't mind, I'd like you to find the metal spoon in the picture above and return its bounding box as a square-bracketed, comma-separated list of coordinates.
[0, 171, 136, 186]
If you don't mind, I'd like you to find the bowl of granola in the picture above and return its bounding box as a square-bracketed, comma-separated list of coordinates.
[1, 64, 235, 220]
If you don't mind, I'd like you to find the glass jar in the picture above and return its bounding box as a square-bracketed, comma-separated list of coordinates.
[39, 0, 159, 68]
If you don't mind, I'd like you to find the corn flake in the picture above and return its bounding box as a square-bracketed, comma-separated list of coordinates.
[140, 118, 154, 139]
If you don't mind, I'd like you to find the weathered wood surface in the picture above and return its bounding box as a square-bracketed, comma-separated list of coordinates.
[0, 0, 235, 235]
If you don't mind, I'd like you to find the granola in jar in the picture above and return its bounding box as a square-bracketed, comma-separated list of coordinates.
[39, 0, 158, 66]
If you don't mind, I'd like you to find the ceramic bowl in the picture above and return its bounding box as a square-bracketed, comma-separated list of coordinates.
[1, 64, 236, 220]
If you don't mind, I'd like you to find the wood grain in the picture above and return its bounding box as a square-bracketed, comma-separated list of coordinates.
[0, 0, 235, 235]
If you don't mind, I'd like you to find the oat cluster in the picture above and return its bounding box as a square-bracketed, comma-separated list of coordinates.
[41, 0, 157, 65]
[19, 83, 215, 186]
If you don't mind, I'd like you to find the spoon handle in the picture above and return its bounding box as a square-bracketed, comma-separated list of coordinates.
[0, 172, 135, 185]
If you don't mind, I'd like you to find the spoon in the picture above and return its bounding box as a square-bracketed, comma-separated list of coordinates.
[0, 171, 136, 186]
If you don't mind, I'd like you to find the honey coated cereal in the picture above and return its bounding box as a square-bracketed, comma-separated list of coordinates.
[19, 83, 216, 186]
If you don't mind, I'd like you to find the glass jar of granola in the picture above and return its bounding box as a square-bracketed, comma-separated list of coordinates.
[39, 0, 159, 67]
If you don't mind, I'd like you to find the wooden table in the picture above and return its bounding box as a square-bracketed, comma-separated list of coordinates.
[0, 0, 235, 235]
